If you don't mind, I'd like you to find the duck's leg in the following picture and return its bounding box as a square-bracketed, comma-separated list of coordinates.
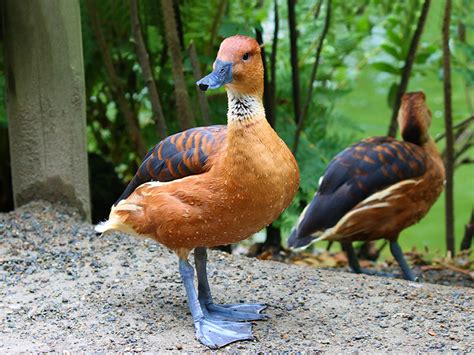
[194, 247, 267, 321]
[389, 240, 417, 281]
[343, 242, 399, 278]
[178, 257, 254, 348]
[343, 242, 364, 274]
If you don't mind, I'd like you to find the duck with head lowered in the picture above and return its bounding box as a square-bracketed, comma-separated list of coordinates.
[95, 35, 300, 348]
[288, 92, 445, 281]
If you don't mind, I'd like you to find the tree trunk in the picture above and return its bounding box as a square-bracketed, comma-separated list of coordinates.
[3, 0, 91, 220]
[442, 0, 455, 256]
[161, 0, 195, 130]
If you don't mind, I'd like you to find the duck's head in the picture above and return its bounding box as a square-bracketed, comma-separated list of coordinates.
[398, 91, 432, 145]
[197, 35, 263, 97]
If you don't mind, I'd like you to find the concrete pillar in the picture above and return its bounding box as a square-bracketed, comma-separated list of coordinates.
[3, 0, 91, 220]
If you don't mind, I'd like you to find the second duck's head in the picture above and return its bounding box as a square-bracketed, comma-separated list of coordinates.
[398, 91, 433, 145]
[197, 35, 263, 97]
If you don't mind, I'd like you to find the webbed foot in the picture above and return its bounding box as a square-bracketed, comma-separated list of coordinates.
[204, 302, 268, 321]
[195, 317, 254, 349]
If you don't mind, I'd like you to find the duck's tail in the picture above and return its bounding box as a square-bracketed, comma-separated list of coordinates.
[94, 200, 144, 236]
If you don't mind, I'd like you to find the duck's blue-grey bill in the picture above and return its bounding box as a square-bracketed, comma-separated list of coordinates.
[196, 59, 233, 91]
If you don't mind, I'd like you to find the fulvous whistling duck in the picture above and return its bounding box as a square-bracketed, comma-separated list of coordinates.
[95, 35, 299, 348]
[288, 92, 445, 281]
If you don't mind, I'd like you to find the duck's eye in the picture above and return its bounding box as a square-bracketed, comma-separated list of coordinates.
[242, 53, 249, 61]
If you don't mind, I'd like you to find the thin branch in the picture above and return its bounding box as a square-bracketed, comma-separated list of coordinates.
[313, 0, 324, 21]
[435, 116, 474, 142]
[387, 0, 431, 137]
[256, 29, 272, 126]
[458, 22, 474, 115]
[86, 0, 147, 157]
[206, 0, 227, 57]
[287, 0, 302, 127]
[259, 0, 280, 252]
[454, 143, 473, 165]
[461, 209, 474, 250]
[161, 0, 195, 130]
[130, 0, 168, 140]
[434, 260, 474, 278]
[442, 0, 455, 256]
[293, 0, 331, 154]
[268, 0, 279, 128]
[188, 41, 211, 125]
[299, 0, 324, 64]
[456, 157, 474, 168]
[440, 125, 473, 166]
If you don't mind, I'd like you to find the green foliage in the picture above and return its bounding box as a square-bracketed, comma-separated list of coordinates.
[452, 0, 474, 114]
[369, 0, 439, 109]
[0, 0, 470, 253]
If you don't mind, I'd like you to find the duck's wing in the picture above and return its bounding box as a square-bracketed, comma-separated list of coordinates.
[288, 137, 426, 247]
[115, 126, 226, 204]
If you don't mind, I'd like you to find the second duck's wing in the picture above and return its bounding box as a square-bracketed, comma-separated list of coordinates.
[288, 137, 426, 247]
[115, 126, 226, 204]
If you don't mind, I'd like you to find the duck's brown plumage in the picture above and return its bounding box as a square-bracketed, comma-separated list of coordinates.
[97, 36, 299, 259]
[288, 91, 445, 248]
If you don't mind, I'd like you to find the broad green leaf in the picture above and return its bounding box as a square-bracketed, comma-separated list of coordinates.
[386, 28, 403, 47]
[372, 62, 401, 75]
[387, 82, 399, 109]
[381, 43, 402, 60]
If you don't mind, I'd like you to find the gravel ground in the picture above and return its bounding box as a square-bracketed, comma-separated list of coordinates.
[1, 202, 473, 352]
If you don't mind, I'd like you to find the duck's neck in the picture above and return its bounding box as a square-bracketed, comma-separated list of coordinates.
[226, 90, 265, 125]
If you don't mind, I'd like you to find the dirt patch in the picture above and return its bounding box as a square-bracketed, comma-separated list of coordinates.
[1, 202, 473, 352]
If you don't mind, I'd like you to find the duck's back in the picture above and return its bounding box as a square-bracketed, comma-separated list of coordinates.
[115, 125, 227, 204]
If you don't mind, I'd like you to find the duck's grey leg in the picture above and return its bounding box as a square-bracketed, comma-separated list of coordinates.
[178, 258, 253, 349]
[343, 242, 395, 277]
[194, 247, 267, 321]
[389, 241, 417, 281]
[343, 242, 363, 274]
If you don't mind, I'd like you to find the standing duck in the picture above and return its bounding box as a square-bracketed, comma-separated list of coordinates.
[288, 92, 445, 281]
[96, 35, 299, 348]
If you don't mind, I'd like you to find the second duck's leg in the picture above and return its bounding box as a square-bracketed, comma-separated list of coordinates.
[194, 247, 267, 321]
[343, 242, 398, 278]
[343, 242, 363, 274]
[178, 258, 254, 349]
[389, 240, 417, 281]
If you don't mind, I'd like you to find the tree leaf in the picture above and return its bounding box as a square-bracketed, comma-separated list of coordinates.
[387, 82, 399, 109]
[381, 43, 402, 60]
[372, 62, 401, 75]
[415, 51, 431, 64]
[386, 28, 403, 47]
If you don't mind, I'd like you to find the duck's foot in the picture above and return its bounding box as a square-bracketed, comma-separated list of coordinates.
[195, 317, 254, 349]
[356, 268, 395, 278]
[204, 302, 268, 321]
[389, 240, 418, 281]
